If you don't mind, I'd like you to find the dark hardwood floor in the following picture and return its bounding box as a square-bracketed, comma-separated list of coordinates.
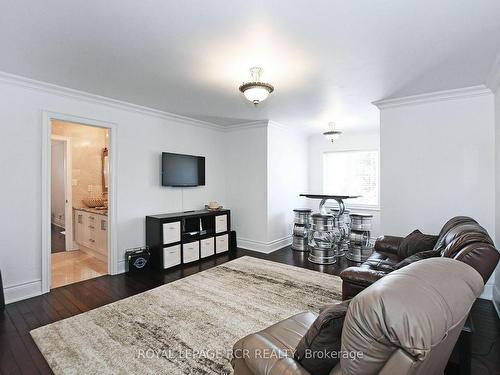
[1, 247, 498, 374]
[469, 299, 500, 374]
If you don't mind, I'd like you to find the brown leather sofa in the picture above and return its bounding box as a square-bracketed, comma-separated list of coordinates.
[340, 216, 499, 300]
[231, 258, 484, 375]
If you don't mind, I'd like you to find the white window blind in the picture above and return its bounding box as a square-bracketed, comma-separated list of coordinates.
[323, 150, 379, 207]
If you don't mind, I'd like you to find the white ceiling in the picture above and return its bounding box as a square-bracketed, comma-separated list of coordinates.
[1, 0, 500, 132]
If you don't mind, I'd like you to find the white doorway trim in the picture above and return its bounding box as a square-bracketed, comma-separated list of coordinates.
[42, 111, 118, 294]
[50, 135, 76, 251]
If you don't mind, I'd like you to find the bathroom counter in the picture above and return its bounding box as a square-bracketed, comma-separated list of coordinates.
[74, 207, 108, 216]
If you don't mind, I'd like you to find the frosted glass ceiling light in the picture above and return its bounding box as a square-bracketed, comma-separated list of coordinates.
[239, 67, 274, 105]
[323, 122, 342, 142]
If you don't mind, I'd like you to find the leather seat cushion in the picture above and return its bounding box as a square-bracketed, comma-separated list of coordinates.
[395, 248, 440, 270]
[360, 251, 399, 272]
[259, 312, 316, 352]
[232, 312, 316, 375]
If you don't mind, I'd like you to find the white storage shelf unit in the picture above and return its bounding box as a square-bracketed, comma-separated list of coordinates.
[146, 209, 231, 270]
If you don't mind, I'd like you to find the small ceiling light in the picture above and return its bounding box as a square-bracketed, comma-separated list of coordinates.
[323, 122, 342, 142]
[239, 67, 274, 105]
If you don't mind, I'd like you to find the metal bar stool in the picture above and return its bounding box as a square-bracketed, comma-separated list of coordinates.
[291, 208, 312, 252]
[308, 213, 339, 265]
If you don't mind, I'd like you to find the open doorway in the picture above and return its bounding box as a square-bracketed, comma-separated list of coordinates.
[51, 137, 68, 253]
[50, 120, 110, 288]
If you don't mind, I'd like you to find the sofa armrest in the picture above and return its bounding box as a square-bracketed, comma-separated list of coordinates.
[232, 333, 310, 375]
[340, 266, 387, 286]
[453, 243, 500, 283]
[374, 235, 404, 255]
[340, 267, 388, 299]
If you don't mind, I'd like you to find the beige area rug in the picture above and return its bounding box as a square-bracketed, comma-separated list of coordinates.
[31, 256, 342, 374]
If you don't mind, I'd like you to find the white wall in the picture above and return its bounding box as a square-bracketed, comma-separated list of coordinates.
[224, 124, 268, 248]
[267, 122, 308, 247]
[379, 92, 495, 237]
[307, 131, 381, 238]
[50, 140, 65, 227]
[495, 86, 500, 312]
[0, 74, 315, 302]
[378, 88, 496, 299]
[0, 75, 228, 303]
[223, 121, 309, 253]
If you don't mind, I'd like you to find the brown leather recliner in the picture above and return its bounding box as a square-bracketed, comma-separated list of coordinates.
[231, 258, 484, 375]
[340, 216, 499, 300]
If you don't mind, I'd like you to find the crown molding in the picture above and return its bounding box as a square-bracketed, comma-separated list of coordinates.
[222, 120, 269, 131]
[372, 85, 493, 109]
[222, 120, 309, 136]
[486, 52, 500, 92]
[0, 71, 225, 131]
[268, 120, 309, 136]
[268, 120, 287, 130]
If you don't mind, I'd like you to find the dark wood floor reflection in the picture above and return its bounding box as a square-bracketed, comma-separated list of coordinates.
[50, 224, 65, 253]
[0, 246, 497, 374]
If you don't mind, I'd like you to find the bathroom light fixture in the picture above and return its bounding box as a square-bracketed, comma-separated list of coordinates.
[239, 67, 274, 105]
[323, 122, 342, 142]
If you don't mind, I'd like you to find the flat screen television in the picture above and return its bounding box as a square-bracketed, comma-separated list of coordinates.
[161, 152, 205, 187]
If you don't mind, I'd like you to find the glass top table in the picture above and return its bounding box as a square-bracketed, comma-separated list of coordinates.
[299, 194, 361, 216]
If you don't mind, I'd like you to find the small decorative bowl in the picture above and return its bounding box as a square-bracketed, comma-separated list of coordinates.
[205, 204, 223, 211]
[83, 197, 107, 208]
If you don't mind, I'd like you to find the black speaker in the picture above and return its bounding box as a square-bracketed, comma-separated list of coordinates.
[230, 230, 237, 250]
[125, 247, 151, 274]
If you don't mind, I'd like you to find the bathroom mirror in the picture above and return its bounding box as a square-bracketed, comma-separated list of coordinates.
[102, 147, 109, 192]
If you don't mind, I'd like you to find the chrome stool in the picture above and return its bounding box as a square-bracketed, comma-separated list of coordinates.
[331, 208, 351, 258]
[347, 213, 374, 262]
[308, 214, 339, 265]
[291, 208, 312, 252]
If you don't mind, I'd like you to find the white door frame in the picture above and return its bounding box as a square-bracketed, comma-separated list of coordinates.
[42, 111, 118, 293]
[50, 135, 77, 251]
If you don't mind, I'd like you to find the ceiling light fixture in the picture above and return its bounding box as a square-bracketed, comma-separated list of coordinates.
[239, 67, 274, 105]
[323, 122, 342, 142]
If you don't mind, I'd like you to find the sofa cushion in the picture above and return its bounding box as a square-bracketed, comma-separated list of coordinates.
[440, 226, 493, 257]
[433, 216, 479, 251]
[295, 300, 351, 375]
[397, 230, 438, 259]
[362, 258, 398, 273]
[395, 249, 440, 269]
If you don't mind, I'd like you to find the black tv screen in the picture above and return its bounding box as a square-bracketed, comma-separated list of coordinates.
[161, 152, 205, 187]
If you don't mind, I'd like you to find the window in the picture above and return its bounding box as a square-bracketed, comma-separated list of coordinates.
[323, 150, 379, 207]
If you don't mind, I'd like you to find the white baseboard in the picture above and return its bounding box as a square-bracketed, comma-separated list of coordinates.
[4, 279, 43, 304]
[480, 283, 493, 300]
[493, 284, 500, 318]
[117, 259, 126, 274]
[3, 260, 127, 304]
[238, 236, 292, 254]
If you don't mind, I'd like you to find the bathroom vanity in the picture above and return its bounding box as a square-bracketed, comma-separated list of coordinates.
[74, 208, 108, 263]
